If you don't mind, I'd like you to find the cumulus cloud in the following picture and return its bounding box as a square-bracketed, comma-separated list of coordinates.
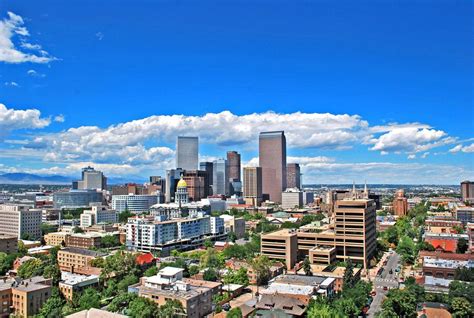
[368, 127, 452, 154]
[450, 143, 474, 153]
[0, 11, 56, 63]
[0, 103, 51, 133]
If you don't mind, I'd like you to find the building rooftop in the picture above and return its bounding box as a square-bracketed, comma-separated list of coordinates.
[137, 283, 208, 301]
[182, 278, 222, 289]
[59, 271, 99, 287]
[159, 266, 184, 277]
[66, 308, 127, 318]
[262, 229, 297, 237]
[60, 247, 107, 257]
[423, 256, 473, 269]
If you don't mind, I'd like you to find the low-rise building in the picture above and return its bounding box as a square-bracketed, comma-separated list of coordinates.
[0, 276, 52, 318]
[422, 256, 474, 279]
[282, 188, 304, 209]
[260, 229, 298, 270]
[0, 234, 18, 254]
[65, 233, 103, 249]
[225, 258, 285, 285]
[220, 215, 246, 239]
[129, 267, 212, 318]
[58, 271, 99, 300]
[44, 232, 68, 246]
[57, 247, 106, 273]
[262, 274, 335, 302]
[424, 233, 470, 253]
[455, 207, 474, 224]
[298, 264, 362, 292]
[80, 205, 118, 228]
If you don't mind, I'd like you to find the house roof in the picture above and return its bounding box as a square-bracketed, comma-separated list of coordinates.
[136, 253, 155, 265]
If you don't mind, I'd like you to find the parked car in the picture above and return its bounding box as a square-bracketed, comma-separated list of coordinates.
[383, 286, 388, 291]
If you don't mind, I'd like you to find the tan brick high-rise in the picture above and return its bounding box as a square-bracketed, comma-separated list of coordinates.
[259, 131, 286, 203]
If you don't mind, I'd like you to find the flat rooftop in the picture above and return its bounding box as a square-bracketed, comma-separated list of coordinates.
[262, 229, 297, 237]
[159, 266, 184, 277]
[60, 271, 99, 286]
[59, 247, 107, 257]
[423, 257, 473, 269]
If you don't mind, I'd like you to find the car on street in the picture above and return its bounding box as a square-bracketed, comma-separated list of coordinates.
[371, 290, 376, 296]
[383, 286, 388, 291]
[389, 269, 393, 274]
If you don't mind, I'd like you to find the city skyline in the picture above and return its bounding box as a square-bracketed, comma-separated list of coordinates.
[0, 2, 473, 184]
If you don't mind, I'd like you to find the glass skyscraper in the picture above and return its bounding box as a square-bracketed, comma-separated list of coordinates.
[176, 136, 199, 170]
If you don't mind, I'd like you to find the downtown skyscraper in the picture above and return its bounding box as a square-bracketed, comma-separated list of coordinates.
[259, 131, 287, 203]
[176, 136, 199, 170]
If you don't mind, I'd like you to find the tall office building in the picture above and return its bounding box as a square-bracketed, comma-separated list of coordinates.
[200, 162, 214, 195]
[183, 170, 208, 201]
[243, 167, 262, 206]
[165, 169, 183, 203]
[461, 181, 474, 202]
[212, 159, 229, 196]
[286, 163, 301, 189]
[176, 136, 199, 170]
[259, 131, 287, 203]
[226, 151, 241, 181]
[0, 204, 41, 239]
[73, 166, 107, 190]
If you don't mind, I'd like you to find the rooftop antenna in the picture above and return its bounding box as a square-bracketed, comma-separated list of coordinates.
[364, 180, 368, 198]
[352, 181, 356, 198]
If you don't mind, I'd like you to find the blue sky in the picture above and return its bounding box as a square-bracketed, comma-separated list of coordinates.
[0, 0, 472, 184]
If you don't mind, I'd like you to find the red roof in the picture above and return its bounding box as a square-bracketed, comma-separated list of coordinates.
[136, 253, 155, 265]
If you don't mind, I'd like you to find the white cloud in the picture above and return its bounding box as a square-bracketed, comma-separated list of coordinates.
[53, 114, 65, 123]
[421, 152, 430, 159]
[407, 154, 416, 159]
[0, 11, 56, 63]
[27, 69, 46, 78]
[0, 103, 51, 133]
[4, 81, 19, 87]
[450, 143, 474, 153]
[368, 127, 452, 154]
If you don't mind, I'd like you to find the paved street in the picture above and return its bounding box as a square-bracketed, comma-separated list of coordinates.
[367, 252, 401, 317]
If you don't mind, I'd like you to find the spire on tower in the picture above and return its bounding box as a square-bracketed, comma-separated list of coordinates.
[352, 181, 356, 199]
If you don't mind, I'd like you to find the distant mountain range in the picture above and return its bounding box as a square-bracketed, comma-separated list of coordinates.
[0, 173, 146, 185]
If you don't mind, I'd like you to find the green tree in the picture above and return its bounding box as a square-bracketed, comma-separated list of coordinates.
[250, 255, 271, 286]
[227, 307, 243, 318]
[450, 297, 473, 318]
[307, 299, 341, 318]
[159, 299, 185, 318]
[36, 287, 65, 318]
[342, 259, 355, 290]
[78, 288, 101, 310]
[171, 249, 180, 257]
[227, 231, 237, 242]
[200, 247, 222, 269]
[128, 296, 160, 318]
[41, 223, 57, 235]
[204, 239, 213, 248]
[380, 289, 417, 318]
[101, 251, 139, 280]
[17, 258, 43, 278]
[188, 265, 199, 277]
[119, 210, 134, 223]
[43, 263, 61, 285]
[396, 235, 416, 264]
[456, 238, 468, 254]
[18, 240, 28, 255]
[303, 257, 312, 276]
[72, 226, 84, 234]
[144, 266, 158, 277]
[418, 241, 435, 252]
[0, 252, 18, 275]
[223, 267, 249, 286]
[449, 281, 474, 302]
[454, 267, 474, 282]
[101, 235, 120, 248]
[117, 274, 139, 291]
[334, 297, 358, 317]
[108, 292, 137, 313]
[203, 268, 218, 281]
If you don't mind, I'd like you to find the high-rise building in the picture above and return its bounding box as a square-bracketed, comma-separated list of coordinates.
[286, 163, 301, 190]
[243, 167, 262, 206]
[183, 170, 208, 201]
[212, 159, 229, 196]
[259, 131, 287, 203]
[461, 181, 474, 202]
[165, 169, 183, 203]
[79, 205, 118, 228]
[392, 189, 408, 216]
[226, 151, 241, 181]
[53, 190, 104, 209]
[200, 162, 214, 195]
[0, 204, 42, 239]
[176, 136, 199, 170]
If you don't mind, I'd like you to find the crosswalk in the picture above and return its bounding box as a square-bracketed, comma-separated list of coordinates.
[374, 278, 397, 283]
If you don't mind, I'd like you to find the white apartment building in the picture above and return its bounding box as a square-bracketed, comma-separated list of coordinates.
[126, 215, 225, 253]
[0, 204, 42, 239]
[80, 205, 118, 227]
[112, 195, 159, 213]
